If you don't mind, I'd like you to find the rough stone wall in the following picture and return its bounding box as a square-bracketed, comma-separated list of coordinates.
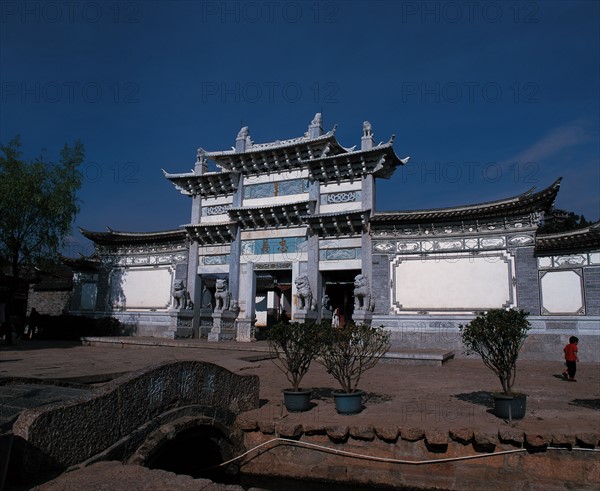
[583, 266, 600, 316]
[515, 246, 540, 315]
[11, 361, 259, 477]
[237, 420, 600, 491]
[371, 254, 390, 315]
[27, 287, 71, 316]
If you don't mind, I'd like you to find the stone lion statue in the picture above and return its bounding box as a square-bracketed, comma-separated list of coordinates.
[172, 280, 187, 310]
[295, 275, 317, 311]
[214, 278, 231, 311]
[353, 274, 373, 311]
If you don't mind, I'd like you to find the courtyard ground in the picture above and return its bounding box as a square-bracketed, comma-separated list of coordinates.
[1, 338, 599, 489]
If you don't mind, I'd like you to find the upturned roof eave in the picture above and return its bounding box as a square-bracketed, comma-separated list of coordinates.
[371, 178, 561, 224]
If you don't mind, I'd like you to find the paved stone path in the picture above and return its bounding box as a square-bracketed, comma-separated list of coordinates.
[1, 337, 599, 490]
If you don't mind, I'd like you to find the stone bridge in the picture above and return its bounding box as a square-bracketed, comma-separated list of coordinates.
[8, 361, 259, 484]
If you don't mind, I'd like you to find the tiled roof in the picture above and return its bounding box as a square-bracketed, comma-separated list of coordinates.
[80, 227, 187, 245]
[370, 179, 561, 225]
[535, 222, 600, 255]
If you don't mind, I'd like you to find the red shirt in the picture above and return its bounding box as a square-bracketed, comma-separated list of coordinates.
[564, 343, 578, 362]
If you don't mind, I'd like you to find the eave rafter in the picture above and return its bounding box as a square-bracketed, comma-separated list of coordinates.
[308, 144, 406, 182]
[228, 201, 314, 230]
[184, 222, 237, 245]
[163, 170, 240, 198]
[303, 210, 370, 237]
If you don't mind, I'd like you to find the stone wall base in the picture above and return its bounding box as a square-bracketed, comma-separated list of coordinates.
[237, 423, 599, 490]
[374, 314, 600, 362]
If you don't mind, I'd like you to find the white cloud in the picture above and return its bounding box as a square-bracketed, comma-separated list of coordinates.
[500, 121, 592, 167]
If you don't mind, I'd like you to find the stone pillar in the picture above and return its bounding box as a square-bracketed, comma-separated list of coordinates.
[229, 227, 241, 303]
[307, 232, 321, 321]
[188, 242, 201, 338]
[208, 310, 237, 341]
[236, 262, 256, 342]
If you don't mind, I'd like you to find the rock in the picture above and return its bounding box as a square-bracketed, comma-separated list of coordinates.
[326, 425, 349, 440]
[425, 430, 448, 446]
[498, 429, 524, 446]
[374, 426, 399, 442]
[258, 421, 275, 434]
[550, 433, 576, 447]
[525, 433, 550, 448]
[400, 427, 424, 442]
[275, 422, 303, 439]
[303, 423, 326, 435]
[449, 428, 473, 444]
[473, 432, 497, 450]
[575, 433, 598, 448]
[236, 417, 257, 431]
[349, 425, 375, 441]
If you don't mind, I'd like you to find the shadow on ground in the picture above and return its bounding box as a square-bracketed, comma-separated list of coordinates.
[569, 399, 600, 411]
[454, 391, 494, 408]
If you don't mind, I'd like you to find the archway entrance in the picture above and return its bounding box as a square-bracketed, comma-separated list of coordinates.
[254, 269, 292, 336]
[322, 269, 360, 327]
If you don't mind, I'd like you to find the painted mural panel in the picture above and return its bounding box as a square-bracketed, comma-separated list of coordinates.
[110, 267, 172, 310]
[392, 253, 513, 312]
[540, 270, 584, 315]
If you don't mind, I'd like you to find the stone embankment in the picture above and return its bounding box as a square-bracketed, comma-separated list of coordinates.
[236, 418, 600, 490]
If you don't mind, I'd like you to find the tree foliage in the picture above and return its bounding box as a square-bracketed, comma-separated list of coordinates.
[267, 321, 323, 391]
[538, 207, 593, 234]
[0, 135, 84, 279]
[459, 309, 531, 395]
[319, 323, 391, 393]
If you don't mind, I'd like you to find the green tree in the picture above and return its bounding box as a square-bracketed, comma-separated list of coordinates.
[0, 136, 84, 305]
[538, 207, 593, 234]
[459, 309, 531, 396]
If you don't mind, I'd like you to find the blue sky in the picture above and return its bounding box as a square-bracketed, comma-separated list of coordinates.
[1, 0, 599, 257]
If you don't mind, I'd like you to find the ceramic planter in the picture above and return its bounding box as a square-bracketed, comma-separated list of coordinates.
[283, 389, 312, 412]
[493, 393, 527, 420]
[333, 390, 364, 415]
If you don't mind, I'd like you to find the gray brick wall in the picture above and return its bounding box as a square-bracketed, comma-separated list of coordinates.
[371, 254, 390, 315]
[584, 266, 600, 316]
[28, 288, 71, 315]
[515, 246, 540, 315]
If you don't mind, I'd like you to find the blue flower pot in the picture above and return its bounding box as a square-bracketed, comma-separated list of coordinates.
[283, 389, 312, 412]
[493, 393, 527, 420]
[333, 390, 364, 415]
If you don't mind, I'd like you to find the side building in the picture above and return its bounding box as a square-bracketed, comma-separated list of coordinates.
[68, 115, 600, 360]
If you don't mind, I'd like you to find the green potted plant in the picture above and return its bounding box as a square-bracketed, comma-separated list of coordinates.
[320, 323, 391, 414]
[459, 308, 531, 420]
[267, 321, 322, 412]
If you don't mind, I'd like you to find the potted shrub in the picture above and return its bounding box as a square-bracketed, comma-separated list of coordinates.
[267, 321, 322, 412]
[459, 308, 531, 420]
[320, 323, 391, 414]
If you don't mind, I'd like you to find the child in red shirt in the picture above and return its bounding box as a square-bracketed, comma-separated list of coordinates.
[562, 336, 579, 382]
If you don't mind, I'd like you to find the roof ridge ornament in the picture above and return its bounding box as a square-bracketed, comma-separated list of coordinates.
[362, 121, 375, 150]
[307, 112, 324, 139]
[236, 126, 253, 152]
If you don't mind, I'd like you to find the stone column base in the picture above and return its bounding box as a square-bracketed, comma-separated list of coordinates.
[169, 310, 194, 338]
[236, 318, 256, 342]
[353, 310, 373, 326]
[208, 310, 237, 341]
[294, 310, 319, 323]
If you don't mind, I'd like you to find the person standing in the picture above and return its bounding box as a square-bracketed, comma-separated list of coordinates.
[562, 336, 579, 382]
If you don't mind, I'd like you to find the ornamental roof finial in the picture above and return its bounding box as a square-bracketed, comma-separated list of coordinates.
[307, 113, 323, 139]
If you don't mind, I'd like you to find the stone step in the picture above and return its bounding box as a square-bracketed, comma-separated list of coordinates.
[81, 337, 454, 365]
[383, 349, 455, 366]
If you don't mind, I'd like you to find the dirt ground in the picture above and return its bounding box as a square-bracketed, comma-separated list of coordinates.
[1, 338, 599, 490]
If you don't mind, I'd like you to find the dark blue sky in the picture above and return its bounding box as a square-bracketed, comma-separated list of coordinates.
[1, 0, 599, 257]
